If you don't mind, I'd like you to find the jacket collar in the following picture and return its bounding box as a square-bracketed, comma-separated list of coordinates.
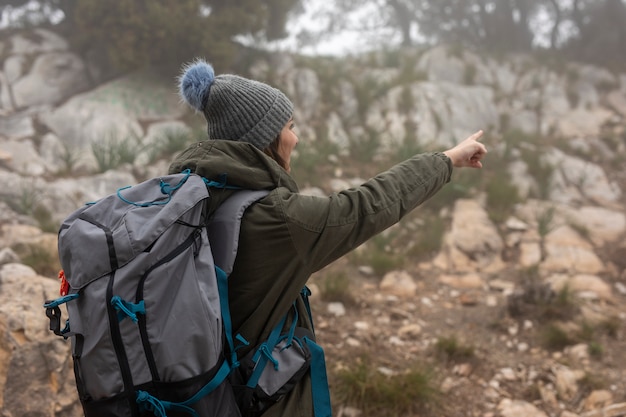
[168, 140, 299, 193]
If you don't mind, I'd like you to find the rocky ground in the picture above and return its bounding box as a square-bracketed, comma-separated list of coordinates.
[308, 251, 626, 417]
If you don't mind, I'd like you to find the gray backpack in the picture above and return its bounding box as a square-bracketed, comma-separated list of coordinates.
[44, 171, 332, 417]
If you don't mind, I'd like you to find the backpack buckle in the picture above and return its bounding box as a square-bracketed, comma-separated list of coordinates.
[45, 305, 64, 337]
[44, 294, 79, 338]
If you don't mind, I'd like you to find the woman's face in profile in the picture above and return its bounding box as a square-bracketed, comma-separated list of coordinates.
[277, 118, 298, 172]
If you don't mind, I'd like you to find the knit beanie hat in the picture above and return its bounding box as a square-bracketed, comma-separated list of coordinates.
[178, 59, 294, 150]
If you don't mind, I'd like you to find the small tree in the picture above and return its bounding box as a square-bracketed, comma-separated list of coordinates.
[1, 0, 303, 73]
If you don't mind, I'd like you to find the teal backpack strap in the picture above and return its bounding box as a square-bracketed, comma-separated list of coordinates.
[301, 286, 315, 332]
[301, 285, 332, 417]
[304, 337, 332, 417]
[117, 169, 192, 207]
[245, 313, 289, 389]
[136, 360, 232, 417]
[245, 287, 329, 417]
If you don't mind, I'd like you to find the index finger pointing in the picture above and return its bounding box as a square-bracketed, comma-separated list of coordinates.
[471, 130, 484, 141]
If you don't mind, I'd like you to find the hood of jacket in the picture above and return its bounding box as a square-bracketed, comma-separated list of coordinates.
[168, 139, 299, 207]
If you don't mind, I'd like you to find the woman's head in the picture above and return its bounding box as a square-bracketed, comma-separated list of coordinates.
[178, 59, 294, 151]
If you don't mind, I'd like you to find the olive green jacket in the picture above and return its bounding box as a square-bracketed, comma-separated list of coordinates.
[169, 140, 452, 417]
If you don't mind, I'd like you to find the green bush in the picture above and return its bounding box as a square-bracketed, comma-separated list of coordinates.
[350, 129, 382, 165]
[33, 205, 59, 234]
[434, 335, 475, 362]
[350, 234, 405, 277]
[91, 130, 141, 172]
[408, 215, 447, 260]
[485, 174, 520, 224]
[368, 251, 404, 276]
[537, 206, 557, 237]
[335, 357, 440, 416]
[588, 341, 603, 358]
[291, 139, 339, 188]
[15, 242, 60, 278]
[578, 372, 606, 395]
[16, 185, 41, 215]
[366, 233, 405, 276]
[149, 127, 197, 162]
[536, 285, 578, 321]
[320, 271, 354, 305]
[518, 146, 554, 199]
[540, 323, 575, 351]
[423, 169, 482, 213]
[56, 142, 81, 175]
[392, 127, 425, 163]
[64, 0, 300, 73]
[1, 181, 44, 216]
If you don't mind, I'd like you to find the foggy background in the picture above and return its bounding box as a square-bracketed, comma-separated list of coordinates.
[2, 0, 625, 74]
[1, 2, 626, 417]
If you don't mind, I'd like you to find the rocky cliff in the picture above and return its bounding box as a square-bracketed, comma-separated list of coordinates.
[0, 28, 625, 417]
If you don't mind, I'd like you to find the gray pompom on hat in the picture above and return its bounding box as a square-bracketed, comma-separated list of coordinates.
[178, 59, 294, 150]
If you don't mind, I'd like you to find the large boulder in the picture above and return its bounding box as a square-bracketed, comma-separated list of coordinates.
[0, 263, 81, 416]
[366, 81, 498, 151]
[38, 70, 188, 172]
[12, 52, 91, 109]
[542, 225, 605, 274]
[433, 199, 504, 272]
[545, 148, 622, 206]
[0, 169, 137, 225]
[0, 111, 36, 139]
[8, 29, 69, 55]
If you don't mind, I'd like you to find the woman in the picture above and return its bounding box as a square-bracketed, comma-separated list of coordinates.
[170, 59, 487, 417]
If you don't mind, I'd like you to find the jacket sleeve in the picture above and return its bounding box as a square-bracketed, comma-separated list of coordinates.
[279, 152, 453, 272]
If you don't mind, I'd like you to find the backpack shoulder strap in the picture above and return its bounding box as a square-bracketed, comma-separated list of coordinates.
[207, 189, 270, 275]
[207, 189, 270, 365]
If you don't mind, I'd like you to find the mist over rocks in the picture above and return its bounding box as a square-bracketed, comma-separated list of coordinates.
[1, 29, 625, 417]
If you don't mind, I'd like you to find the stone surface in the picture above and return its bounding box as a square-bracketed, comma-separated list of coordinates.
[0, 263, 79, 415]
[434, 199, 503, 272]
[12, 52, 90, 108]
[0, 29, 625, 417]
[379, 270, 417, 297]
[497, 399, 549, 417]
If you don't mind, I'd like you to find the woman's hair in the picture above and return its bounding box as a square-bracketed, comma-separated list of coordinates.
[263, 135, 288, 170]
